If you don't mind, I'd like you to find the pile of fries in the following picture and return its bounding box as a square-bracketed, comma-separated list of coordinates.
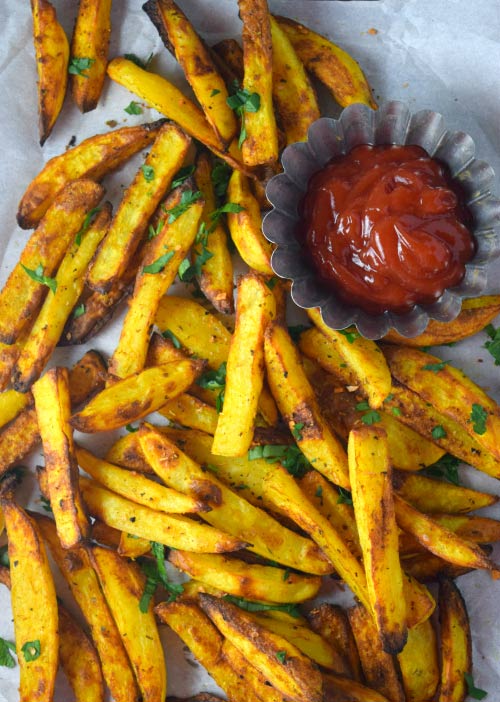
[1, 1, 500, 701]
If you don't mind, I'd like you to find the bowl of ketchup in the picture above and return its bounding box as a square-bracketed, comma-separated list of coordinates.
[263, 101, 500, 339]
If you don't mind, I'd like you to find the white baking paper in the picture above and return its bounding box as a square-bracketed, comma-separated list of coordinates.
[1, 0, 500, 699]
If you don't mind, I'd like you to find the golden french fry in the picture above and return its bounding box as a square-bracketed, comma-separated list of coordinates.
[70, 0, 112, 112]
[397, 618, 439, 702]
[298, 326, 359, 386]
[308, 604, 362, 682]
[0, 389, 32, 430]
[431, 513, 500, 544]
[0, 180, 103, 345]
[118, 532, 152, 559]
[211, 38, 243, 85]
[322, 673, 393, 702]
[401, 552, 474, 583]
[31, 0, 69, 144]
[91, 519, 122, 549]
[393, 471, 498, 514]
[438, 579, 472, 702]
[213, 274, 276, 456]
[159, 394, 218, 434]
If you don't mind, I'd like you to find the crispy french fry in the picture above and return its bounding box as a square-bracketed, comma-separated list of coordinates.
[308, 604, 362, 682]
[269, 15, 320, 144]
[213, 274, 276, 456]
[91, 519, 122, 549]
[159, 394, 218, 434]
[401, 552, 474, 583]
[299, 326, 359, 386]
[348, 426, 407, 654]
[397, 618, 439, 702]
[0, 500, 58, 702]
[76, 446, 207, 514]
[322, 674, 393, 702]
[431, 513, 500, 543]
[145, 0, 237, 145]
[105, 431, 155, 473]
[0, 180, 103, 345]
[264, 322, 350, 489]
[31, 0, 69, 144]
[91, 545, 167, 702]
[32, 367, 89, 548]
[0, 389, 32, 430]
[438, 579, 472, 702]
[80, 476, 245, 553]
[71, 360, 204, 432]
[88, 124, 191, 293]
[118, 531, 152, 559]
[199, 593, 323, 702]
[275, 16, 376, 109]
[393, 471, 497, 514]
[211, 38, 243, 85]
[308, 308, 391, 408]
[13, 204, 111, 391]
[70, 0, 112, 112]
[168, 550, 321, 603]
[226, 169, 274, 274]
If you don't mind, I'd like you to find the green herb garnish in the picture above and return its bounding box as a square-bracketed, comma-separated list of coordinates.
[143, 248, 174, 275]
[0, 638, 16, 668]
[470, 404, 488, 435]
[21, 640, 40, 662]
[223, 595, 300, 618]
[69, 57, 95, 78]
[21, 264, 57, 294]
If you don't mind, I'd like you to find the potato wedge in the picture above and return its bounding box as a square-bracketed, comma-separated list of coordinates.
[13, 204, 111, 391]
[298, 326, 359, 386]
[275, 16, 376, 109]
[71, 359, 204, 432]
[32, 367, 89, 548]
[199, 593, 323, 702]
[226, 169, 274, 274]
[159, 394, 218, 434]
[91, 519, 122, 549]
[80, 476, 245, 552]
[0, 389, 32, 430]
[70, 0, 112, 112]
[144, 0, 237, 145]
[211, 38, 243, 85]
[431, 513, 500, 544]
[401, 552, 474, 583]
[393, 471, 497, 514]
[213, 273, 276, 456]
[322, 674, 393, 702]
[269, 16, 320, 144]
[36, 515, 140, 702]
[308, 604, 362, 682]
[118, 532, 152, 559]
[76, 446, 207, 514]
[17, 121, 163, 230]
[348, 426, 407, 654]
[0, 500, 58, 702]
[0, 180, 103, 345]
[88, 123, 191, 293]
[31, 0, 69, 144]
[91, 545, 167, 702]
[397, 618, 439, 702]
[438, 578, 472, 702]
[169, 550, 321, 603]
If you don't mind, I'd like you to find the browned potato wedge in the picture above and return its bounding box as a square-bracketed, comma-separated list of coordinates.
[0, 389, 32, 430]
[401, 552, 475, 583]
[308, 603, 362, 682]
[159, 394, 218, 434]
[393, 471, 498, 514]
[211, 38, 243, 85]
[31, 0, 69, 144]
[0, 180, 103, 345]
[397, 618, 439, 702]
[322, 673, 393, 702]
[118, 532, 152, 559]
[439, 578, 472, 702]
[91, 519, 122, 549]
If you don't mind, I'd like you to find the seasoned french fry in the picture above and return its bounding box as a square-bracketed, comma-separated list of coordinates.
[308, 603, 362, 682]
[13, 204, 111, 391]
[349, 426, 407, 654]
[32, 368, 89, 548]
[299, 326, 359, 386]
[211, 38, 244, 85]
[269, 15, 320, 144]
[226, 169, 274, 274]
[70, 0, 112, 112]
[145, 0, 237, 145]
[31, 0, 69, 144]
[393, 471, 497, 514]
[91, 519, 122, 549]
[397, 618, 439, 702]
[80, 477, 246, 553]
[71, 360, 204, 432]
[401, 552, 474, 583]
[431, 513, 500, 543]
[199, 593, 323, 702]
[275, 16, 376, 109]
[322, 674, 393, 702]
[439, 578, 472, 702]
[213, 274, 276, 456]
[105, 431, 154, 473]
[168, 550, 321, 603]
[0, 500, 58, 702]
[76, 446, 207, 514]
[0, 180, 103, 345]
[118, 531, 152, 559]
[159, 394, 218, 434]
[0, 389, 32, 430]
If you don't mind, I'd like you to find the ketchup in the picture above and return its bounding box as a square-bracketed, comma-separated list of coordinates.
[298, 144, 475, 315]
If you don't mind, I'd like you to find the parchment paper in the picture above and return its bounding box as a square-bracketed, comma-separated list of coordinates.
[1, 0, 500, 699]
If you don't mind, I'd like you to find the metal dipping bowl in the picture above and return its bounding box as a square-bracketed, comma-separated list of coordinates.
[262, 101, 500, 340]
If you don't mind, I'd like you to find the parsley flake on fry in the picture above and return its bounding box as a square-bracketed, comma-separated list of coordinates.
[21, 263, 57, 294]
[164, 190, 202, 224]
[0, 638, 16, 668]
[21, 640, 41, 662]
[470, 404, 488, 435]
[68, 57, 95, 78]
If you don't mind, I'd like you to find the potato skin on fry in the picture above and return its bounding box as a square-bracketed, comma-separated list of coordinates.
[438, 579, 472, 702]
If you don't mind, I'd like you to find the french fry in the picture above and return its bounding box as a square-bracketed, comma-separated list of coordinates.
[76, 446, 208, 514]
[32, 368, 89, 548]
[168, 550, 321, 603]
[199, 593, 323, 702]
[308, 308, 391, 409]
[393, 471, 497, 514]
[13, 204, 111, 391]
[226, 169, 274, 274]
[80, 477, 246, 553]
[275, 16, 376, 109]
[91, 519, 122, 549]
[71, 359, 204, 432]
[31, 0, 69, 144]
[213, 274, 276, 456]
[70, 0, 112, 112]
[144, 0, 237, 145]
[88, 123, 191, 294]
[308, 603, 363, 682]
[0, 389, 32, 430]
[35, 514, 141, 702]
[431, 513, 500, 543]
[438, 578, 472, 702]
[396, 618, 439, 702]
[238, 0, 278, 166]
[17, 120, 164, 230]
[269, 15, 320, 144]
[159, 394, 218, 434]
[168, 696, 226, 702]
[348, 426, 407, 654]
[211, 38, 244, 85]
[118, 531, 152, 559]
[0, 500, 58, 702]
[298, 326, 359, 387]
[322, 674, 393, 702]
[105, 431, 155, 473]
[0, 180, 104, 345]
[401, 552, 475, 583]
[264, 322, 350, 489]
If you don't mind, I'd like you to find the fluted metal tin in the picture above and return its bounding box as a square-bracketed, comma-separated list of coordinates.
[263, 101, 500, 339]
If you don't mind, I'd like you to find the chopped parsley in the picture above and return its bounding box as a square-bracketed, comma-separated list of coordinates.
[0, 545, 9, 567]
[141, 165, 155, 182]
[148, 221, 163, 240]
[125, 424, 139, 433]
[68, 57, 95, 78]
[339, 329, 359, 344]
[142, 248, 174, 275]
[464, 672, 488, 700]
[484, 323, 500, 366]
[292, 423, 304, 441]
[355, 401, 380, 425]
[209, 202, 244, 224]
[288, 324, 311, 342]
[223, 595, 300, 618]
[265, 277, 278, 290]
[431, 425, 447, 440]
[125, 101, 143, 115]
[315, 486, 323, 499]
[392, 407, 402, 417]
[139, 542, 183, 612]
[424, 453, 460, 485]
[73, 303, 85, 318]
[75, 206, 101, 246]
[276, 651, 287, 664]
[0, 638, 16, 668]
[470, 404, 488, 435]
[21, 640, 40, 662]
[211, 160, 232, 201]
[422, 359, 450, 373]
[197, 362, 226, 413]
[226, 85, 261, 147]
[162, 330, 182, 349]
[124, 52, 154, 69]
[164, 190, 202, 224]
[337, 487, 353, 505]
[210, 88, 221, 97]
[40, 494, 52, 512]
[248, 444, 310, 478]
[21, 264, 57, 294]
[171, 164, 196, 189]
[178, 223, 214, 283]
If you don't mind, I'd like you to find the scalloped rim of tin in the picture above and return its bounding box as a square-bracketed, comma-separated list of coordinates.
[263, 101, 500, 339]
